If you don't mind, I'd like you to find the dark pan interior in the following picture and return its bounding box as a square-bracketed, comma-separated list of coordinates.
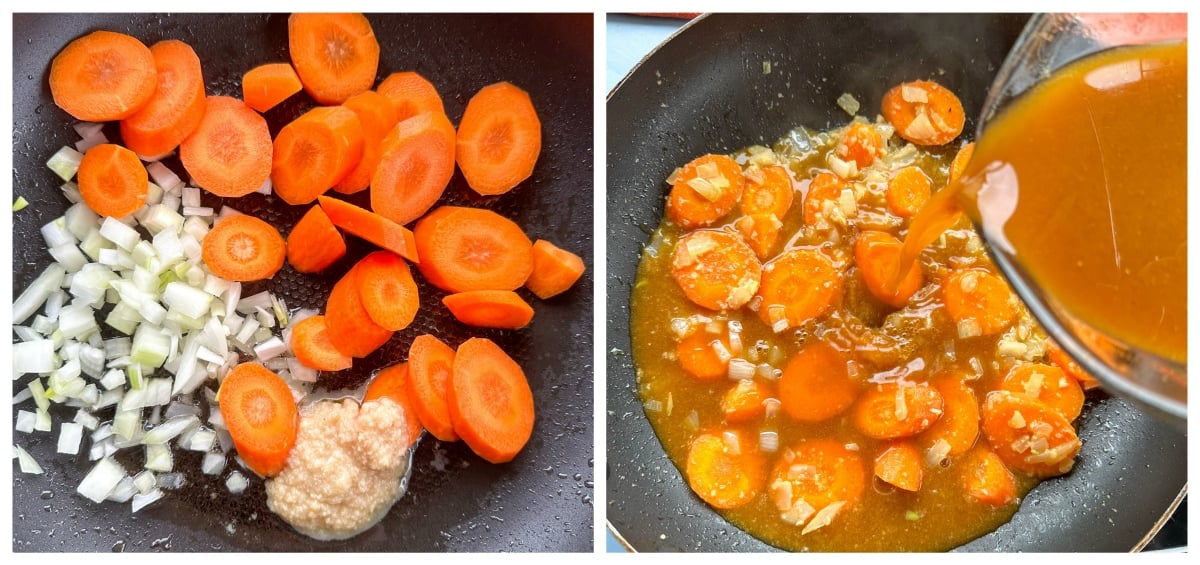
[13, 13, 593, 552]
[605, 13, 1186, 552]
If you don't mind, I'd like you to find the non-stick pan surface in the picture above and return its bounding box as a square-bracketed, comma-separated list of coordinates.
[606, 13, 1186, 552]
[13, 13, 593, 552]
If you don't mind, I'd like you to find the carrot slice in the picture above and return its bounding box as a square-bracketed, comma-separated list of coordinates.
[722, 380, 772, 424]
[981, 391, 1081, 477]
[216, 362, 299, 477]
[948, 141, 975, 185]
[1047, 341, 1101, 391]
[778, 342, 859, 422]
[741, 165, 794, 218]
[323, 264, 393, 358]
[49, 30, 156, 122]
[376, 71, 445, 123]
[413, 206, 533, 293]
[803, 172, 844, 226]
[855, 230, 922, 308]
[755, 249, 842, 329]
[999, 363, 1085, 422]
[241, 63, 303, 113]
[363, 362, 425, 448]
[670, 229, 762, 311]
[676, 332, 736, 381]
[406, 334, 459, 442]
[666, 154, 746, 230]
[287, 13, 379, 105]
[917, 373, 980, 458]
[76, 144, 148, 218]
[180, 95, 273, 197]
[886, 166, 932, 218]
[288, 315, 352, 371]
[686, 430, 767, 509]
[943, 269, 1019, 337]
[961, 446, 1017, 507]
[448, 337, 536, 463]
[271, 105, 364, 205]
[768, 439, 865, 519]
[201, 215, 285, 282]
[370, 111, 457, 225]
[286, 204, 346, 274]
[354, 251, 420, 331]
[874, 442, 923, 492]
[525, 240, 586, 299]
[456, 81, 542, 195]
[443, 290, 534, 330]
[734, 213, 784, 260]
[851, 381, 944, 439]
[317, 195, 419, 263]
[881, 80, 965, 146]
[836, 122, 883, 169]
[332, 90, 401, 194]
[120, 40, 206, 157]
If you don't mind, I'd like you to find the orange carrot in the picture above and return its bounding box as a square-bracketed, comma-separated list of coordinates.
[49, 30, 156, 122]
[323, 264, 393, 358]
[881, 80, 965, 146]
[456, 81, 542, 195]
[686, 430, 767, 509]
[443, 290, 534, 330]
[943, 269, 1018, 337]
[778, 342, 860, 422]
[676, 332, 736, 381]
[376, 71, 445, 123]
[741, 165, 794, 218]
[332, 90, 401, 194]
[354, 250, 420, 331]
[413, 206, 533, 293]
[917, 373, 980, 457]
[666, 154, 746, 230]
[755, 249, 842, 329]
[981, 391, 1081, 477]
[886, 166, 932, 218]
[525, 240, 586, 299]
[803, 172, 844, 226]
[287, 13, 379, 104]
[948, 142, 975, 185]
[961, 446, 1017, 507]
[851, 381, 944, 439]
[180, 95, 273, 197]
[855, 230, 922, 308]
[120, 40, 206, 157]
[1047, 342, 1101, 391]
[286, 204, 346, 274]
[405, 334, 459, 442]
[370, 111, 457, 225]
[768, 439, 866, 517]
[669, 229, 762, 311]
[76, 144, 148, 218]
[241, 63, 303, 113]
[216, 362, 299, 477]
[874, 442, 923, 492]
[836, 122, 883, 169]
[201, 214, 286, 282]
[271, 106, 364, 205]
[317, 195, 419, 263]
[999, 363, 1085, 422]
[722, 380, 772, 424]
[288, 315, 352, 371]
[734, 213, 784, 260]
[363, 362, 425, 448]
[447, 337, 536, 463]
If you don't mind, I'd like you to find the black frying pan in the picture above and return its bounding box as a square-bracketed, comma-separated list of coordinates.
[12, 13, 593, 552]
[606, 13, 1186, 552]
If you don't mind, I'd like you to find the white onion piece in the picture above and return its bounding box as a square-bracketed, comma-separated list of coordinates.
[12, 388, 33, 405]
[156, 472, 185, 490]
[759, 431, 780, 453]
[186, 428, 216, 452]
[106, 476, 137, 503]
[133, 470, 156, 495]
[15, 410, 36, 433]
[254, 337, 287, 361]
[34, 409, 52, 432]
[13, 339, 56, 376]
[99, 217, 140, 250]
[77, 456, 126, 503]
[74, 409, 100, 430]
[132, 489, 164, 513]
[226, 470, 249, 494]
[142, 414, 199, 445]
[57, 422, 84, 454]
[42, 217, 77, 248]
[202, 453, 226, 475]
[13, 263, 67, 324]
[144, 444, 173, 472]
[728, 358, 756, 381]
[15, 445, 45, 475]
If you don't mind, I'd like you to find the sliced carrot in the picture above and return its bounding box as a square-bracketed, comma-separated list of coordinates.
[120, 40, 206, 157]
[285, 204, 346, 274]
[201, 214, 285, 282]
[686, 430, 767, 509]
[447, 337, 535, 463]
[851, 381, 944, 439]
[323, 264, 393, 358]
[363, 362, 425, 448]
[376, 71, 445, 123]
[76, 144, 148, 218]
[676, 332, 736, 381]
[768, 439, 865, 517]
[943, 269, 1019, 337]
[332, 90, 401, 194]
[741, 165, 794, 218]
[666, 154, 746, 230]
[354, 251, 419, 331]
[413, 206, 533, 293]
[999, 363, 1085, 422]
[405, 334, 459, 442]
[778, 342, 859, 422]
[317, 195, 419, 263]
[525, 240, 586, 299]
[836, 122, 883, 169]
[216, 362, 299, 477]
[803, 172, 844, 226]
[734, 213, 784, 260]
[981, 391, 1081, 477]
[443, 290, 534, 330]
[180, 95, 273, 198]
[917, 373, 980, 457]
[456, 81, 542, 195]
[287, 13, 379, 104]
[881, 80, 965, 146]
[886, 166, 932, 218]
[855, 230, 922, 308]
[961, 446, 1018, 507]
[241, 63, 303, 113]
[755, 249, 842, 329]
[288, 315, 352, 371]
[948, 141, 975, 185]
[1047, 341, 1101, 391]
[271, 105, 364, 205]
[49, 30, 156, 122]
[370, 111, 457, 225]
[722, 380, 772, 424]
[670, 229, 762, 312]
[873, 442, 923, 492]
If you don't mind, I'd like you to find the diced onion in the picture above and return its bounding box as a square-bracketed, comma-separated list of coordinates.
[13, 339, 56, 376]
[13, 263, 67, 324]
[142, 414, 199, 445]
[106, 476, 137, 503]
[46, 146, 84, 181]
[727, 358, 756, 381]
[759, 431, 780, 453]
[202, 452, 226, 475]
[225, 470, 249, 495]
[15, 410, 36, 433]
[133, 470, 156, 495]
[803, 501, 846, 535]
[77, 456, 127, 503]
[132, 489, 164, 513]
[15, 445, 45, 475]
[57, 422, 84, 454]
[144, 444, 173, 472]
